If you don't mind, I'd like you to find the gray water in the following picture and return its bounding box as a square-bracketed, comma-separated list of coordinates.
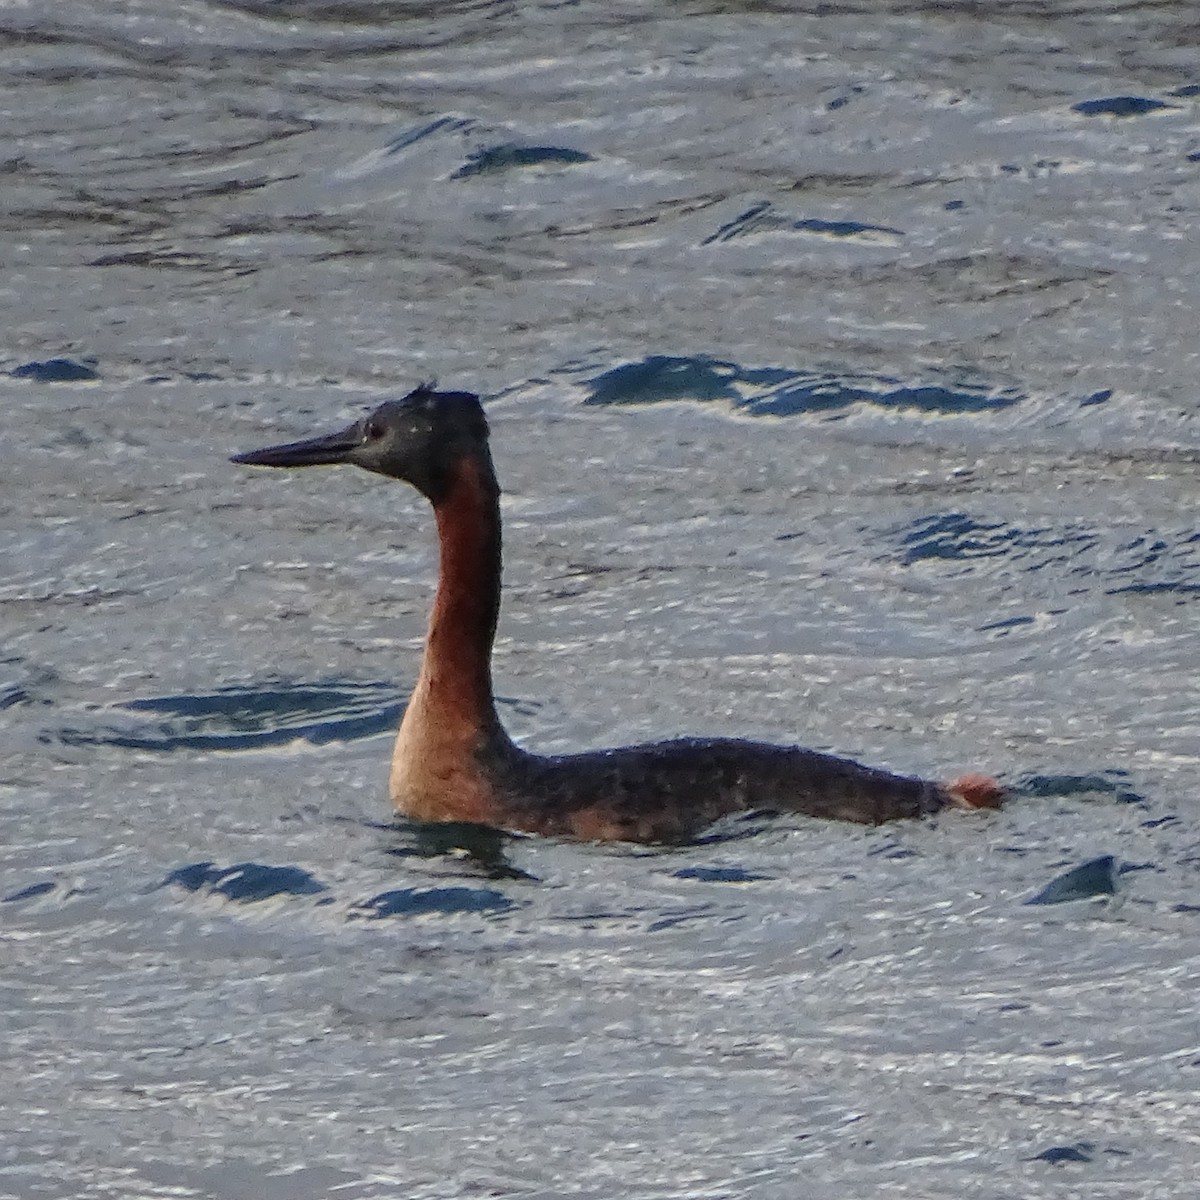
[3, 2, 1199, 1197]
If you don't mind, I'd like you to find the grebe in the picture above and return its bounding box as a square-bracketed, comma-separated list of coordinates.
[233, 385, 1002, 843]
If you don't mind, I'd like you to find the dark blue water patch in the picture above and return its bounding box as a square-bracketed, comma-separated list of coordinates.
[1013, 772, 1144, 806]
[11, 357, 99, 382]
[1079, 388, 1112, 407]
[586, 356, 742, 406]
[353, 885, 515, 919]
[1030, 1142, 1094, 1165]
[1026, 856, 1118, 905]
[3, 880, 57, 904]
[795, 217, 902, 238]
[164, 861, 328, 903]
[673, 865, 770, 883]
[581, 355, 1023, 416]
[1170, 84, 1200, 97]
[894, 513, 1099, 568]
[451, 144, 594, 180]
[384, 115, 475, 155]
[1072, 97, 1174, 117]
[702, 200, 902, 244]
[1030, 1142, 1128, 1165]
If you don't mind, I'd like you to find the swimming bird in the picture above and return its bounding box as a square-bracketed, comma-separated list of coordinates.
[232, 385, 1002, 843]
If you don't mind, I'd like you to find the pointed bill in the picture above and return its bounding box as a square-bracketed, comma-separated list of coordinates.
[231, 423, 360, 468]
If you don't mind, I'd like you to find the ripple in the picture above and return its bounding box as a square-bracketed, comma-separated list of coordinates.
[580, 355, 1023, 417]
[352, 885, 516, 919]
[702, 200, 903, 245]
[336, 118, 594, 192]
[1105, 532, 1200, 596]
[40, 683, 540, 754]
[891, 516, 1199, 595]
[895, 513, 1098, 568]
[3, 881, 57, 904]
[44, 682, 404, 753]
[162, 862, 517, 916]
[383, 115, 475, 156]
[451, 144, 595, 180]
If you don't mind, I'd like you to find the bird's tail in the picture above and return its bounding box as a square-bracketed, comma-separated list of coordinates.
[943, 773, 1004, 810]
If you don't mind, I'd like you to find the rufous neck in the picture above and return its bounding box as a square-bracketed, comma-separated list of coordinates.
[416, 451, 503, 730]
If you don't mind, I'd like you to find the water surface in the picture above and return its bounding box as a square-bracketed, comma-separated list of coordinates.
[2, 2, 1199, 1197]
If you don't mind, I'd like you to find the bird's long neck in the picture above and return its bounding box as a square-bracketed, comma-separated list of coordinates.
[406, 451, 505, 741]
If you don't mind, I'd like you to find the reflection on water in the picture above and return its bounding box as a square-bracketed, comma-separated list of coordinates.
[386, 819, 537, 882]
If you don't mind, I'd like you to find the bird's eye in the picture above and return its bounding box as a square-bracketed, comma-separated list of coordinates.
[363, 419, 382, 441]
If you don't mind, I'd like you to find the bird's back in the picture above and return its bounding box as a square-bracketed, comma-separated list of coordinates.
[482, 736, 950, 843]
